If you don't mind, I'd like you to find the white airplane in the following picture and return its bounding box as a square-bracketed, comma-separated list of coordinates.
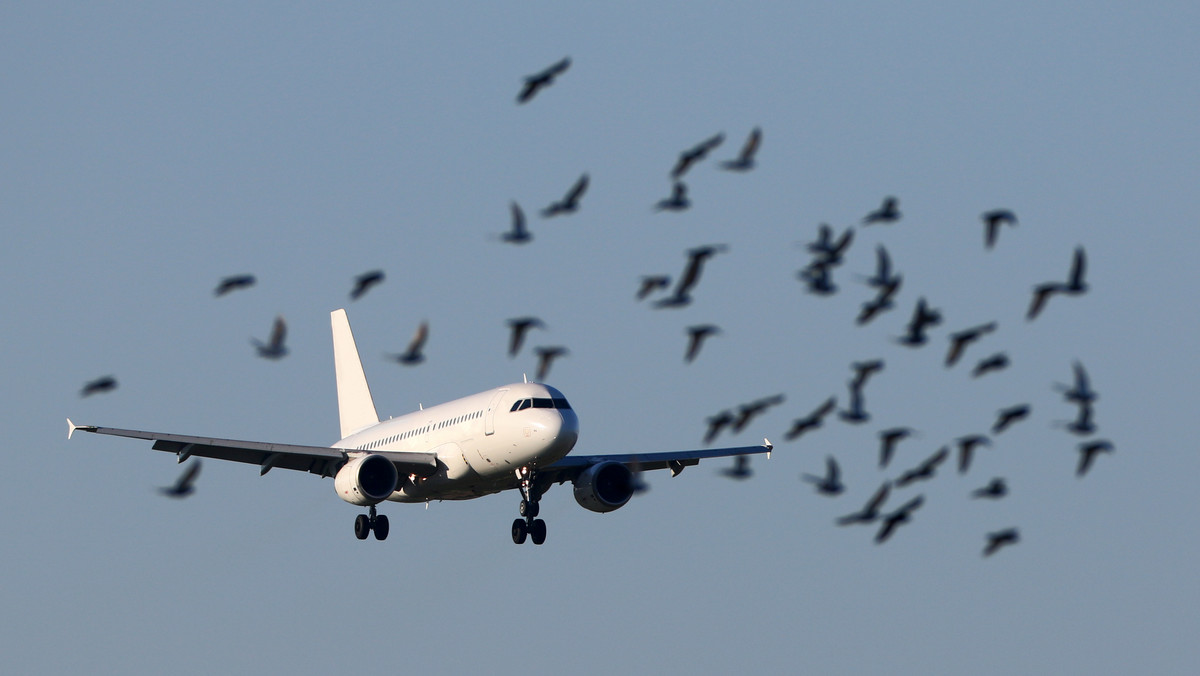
[69, 309, 772, 545]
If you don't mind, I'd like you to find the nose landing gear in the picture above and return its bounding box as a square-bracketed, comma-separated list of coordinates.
[511, 466, 547, 545]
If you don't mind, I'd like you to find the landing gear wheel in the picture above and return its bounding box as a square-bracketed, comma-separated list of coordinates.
[512, 518, 528, 545]
[354, 514, 370, 540]
[529, 518, 547, 545]
[519, 499, 540, 518]
[373, 514, 389, 541]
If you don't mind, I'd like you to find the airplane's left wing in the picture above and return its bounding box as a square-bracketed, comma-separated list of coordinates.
[67, 420, 438, 478]
[539, 440, 773, 483]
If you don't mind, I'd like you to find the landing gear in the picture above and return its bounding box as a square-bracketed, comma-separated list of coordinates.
[512, 466, 547, 545]
[354, 505, 389, 541]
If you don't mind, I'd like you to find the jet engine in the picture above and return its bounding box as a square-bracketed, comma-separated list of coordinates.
[334, 454, 398, 506]
[573, 461, 635, 513]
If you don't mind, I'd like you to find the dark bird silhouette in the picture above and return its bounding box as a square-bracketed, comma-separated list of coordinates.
[541, 173, 589, 217]
[1056, 360, 1098, 404]
[1025, 281, 1067, 321]
[214, 274, 255, 297]
[655, 181, 690, 212]
[501, 201, 532, 244]
[251, 316, 288, 359]
[972, 352, 1010, 378]
[860, 245, 898, 289]
[896, 297, 942, 346]
[878, 427, 917, 468]
[1058, 400, 1097, 436]
[956, 434, 992, 474]
[1076, 439, 1113, 477]
[1027, 247, 1088, 320]
[983, 528, 1020, 557]
[388, 321, 429, 365]
[719, 454, 753, 480]
[838, 382, 870, 425]
[533, 346, 568, 381]
[720, 126, 761, 171]
[159, 460, 202, 498]
[971, 477, 1008, 499]
[636, 275, 672, 301]
[784, 396, 837, 441]
[875, 494, 925, 544]
[862, 196, 901, 225]
[516, 57, 570, 104]
[837, 481, 891, 525]
[1064, 246, 1088, 294]
[798, 261, 838, 296]
[802, 456, 845, 495]
[654, 244, 728, 308]
[350, 270, 385, 300]
[945, 321, 998, 368]
[731, 394, 786, 433]
[505, 317, 545, 358]
[703, 409, 736, 445]
[80, 375, 117, 397]
[684, 324, 721, 363]
[850, 359, 885, 390]
[894, 446, 949, 487]
[856, 275, 902, 325]
[806, 223, 855, 265]
[981, 209, 1018, 249]
[671, 132, 724, 179]
[992, 404, 1031, 434]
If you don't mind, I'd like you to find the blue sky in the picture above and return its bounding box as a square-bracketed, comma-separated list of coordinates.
[3, 3, 1198, 674]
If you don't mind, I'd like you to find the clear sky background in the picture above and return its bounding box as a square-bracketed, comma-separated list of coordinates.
[4, 3, 1198, 674]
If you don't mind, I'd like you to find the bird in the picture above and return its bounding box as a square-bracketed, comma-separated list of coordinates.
[1027, 247, 1088, 319]
[806, 223, 855, 265]
[731, 394, 786, 433]
[838, 382, 870, 424]
[972, 352, 1010, 378]
[654, 181, 690, 212]
[956, 434, 992, 474]
[505, 317, 545, 358]
[992, 404, 1031, 434]
[875, 494, 925, 544]
[654, 244, 728, 308]
[635, 275, 672, 301]
[541, 173, 589, 217]
[719, 454, 753, 480]
[703, 409, 736, 445]
[159, 460, 202, 498]
[801, 456, 844, 495]
[784, 396, 837, 441]
[1058, 399, 1097, 436]
[350, 270, 385, 300]
[533, 346, 568, 381]
[856, 275, 902, 325]
[1026, 281, 1067, 321]
[516, 56, 570, 104]
[1056, 360, 1098, 404]
[684, 324, 721, 363]
[894, 446, 949, 487]
[878, 427, 917, 468]
[501, 201, 532, 244]
[981, 209, 1018, 249]
[850, 359, 885, 391]
[214, 274, 255, 297]
[388, 321, 429, 365]
[982, 528, 1020, 557]
[971, 478, 1008, 499]
[719, 126, 761, 171]
[945, 321, 998, 368]
[896, 297, 942, 346]
[670, 132, 724, 179]
[1076, 439, 1113, 477]
[862, 196, 901, 224]
[80, 375, 118, 397]
[859, 245, 898, 289]
[1064, 246, 1088, 294]
[836, 481, 891, 525]
[798, 261, 837, 296]
[251, 316, 288, 359]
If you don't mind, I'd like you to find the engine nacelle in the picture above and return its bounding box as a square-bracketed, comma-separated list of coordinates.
[334, 454, 398, 506]
[573, 461, 635, 513]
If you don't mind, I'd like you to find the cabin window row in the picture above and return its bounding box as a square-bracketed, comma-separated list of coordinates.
[357, 409, 486, 449]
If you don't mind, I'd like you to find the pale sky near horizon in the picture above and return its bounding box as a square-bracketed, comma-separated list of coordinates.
[3, 4, 1198, 674]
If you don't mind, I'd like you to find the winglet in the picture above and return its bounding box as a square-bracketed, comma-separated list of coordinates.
[764, 438, 773, 459]
[331, 309, 380, 439]
[67, 419, 96, 440]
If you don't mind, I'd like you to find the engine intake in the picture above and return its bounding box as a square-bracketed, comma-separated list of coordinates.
[573, 461, 635, 513]
[334, 454, 398, 506]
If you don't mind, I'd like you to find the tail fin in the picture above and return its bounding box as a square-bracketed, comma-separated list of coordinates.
[331, 309, 379, 439]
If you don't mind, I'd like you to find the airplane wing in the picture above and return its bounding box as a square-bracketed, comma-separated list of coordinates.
[539, 440, 772, 482]
[67, 420, 439, 478]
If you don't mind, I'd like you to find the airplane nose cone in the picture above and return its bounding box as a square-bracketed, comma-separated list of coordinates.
[546, 409, 579, 460]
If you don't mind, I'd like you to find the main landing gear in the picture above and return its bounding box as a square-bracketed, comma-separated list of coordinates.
[354, 505, 389, 541]
[511, 466, 547, 545]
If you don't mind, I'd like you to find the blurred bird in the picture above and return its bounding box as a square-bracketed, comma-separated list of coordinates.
[671, 132, 724, 178]
[992, 404, 1031, 434]
[350, 270, 385, 300]
[862, 196, 901, 224]
[838, 382, 870, 424]
[654, 244, 728, 308]
[971, 477, 1008, 499]
[806, 223, 855, 265]
[798, 261, 837, 296]
[159, 460, 201, 498]
[719, 454, 753, 480]
[972, 352, 1010, 378]
[1076, 439, 1113, 477]
[1027, 247, 1088, 320]
[1064, 246, 1088, 294]
[894, 446, 950, 487]
[850, 359, 885, 391]
[505, 317, 545, 358]
[80, 375, 118, 397]
[731, 394, 786, 433]
[388, 321, 429, 365]
[628, 458, 650, 495]
[720, 126, 762, 171]
[945, 321, 998, 368]
[1056, 360, 1098, 404]
[214, 274, 255, 297]
[875, 494, 925, 544]
[541, 173, 589, 217]
[636, 275, 672, 301]
[856, 276, 902, 325]
[251, 316, 288, 359]
[684, 324, 721, 363]
[981, 209, 1018, 249]
[982, 527, 1020, 557]
[956, 434, 992, 474]
[516, 56, 570, 104]
[1058, 400, 1097, 436]
[784, 396, 837, 441]
[860, 245, 898, 289]
[533, 346, 568, 381]
[896, 297, 942, 347]
[802, 456, 845, 495]
[501, 201, 532, 244]
[1025, 281, 1067, 321]
[878, 427, 917, 468]
[837, 481, 891, 525]
[655, 181, 690, 212]
[703, 409, 736, 445]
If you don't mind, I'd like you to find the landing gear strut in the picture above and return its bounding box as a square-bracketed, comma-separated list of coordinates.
[355, 505, 389, 541]
[512, 466, 547, 545]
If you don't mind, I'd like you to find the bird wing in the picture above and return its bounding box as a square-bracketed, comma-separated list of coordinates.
[406, 321, 429, 354]
[269, 316, 287, 349]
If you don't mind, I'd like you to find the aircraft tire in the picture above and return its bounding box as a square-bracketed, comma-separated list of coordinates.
[373, 514, 389, 541]
[530, 519, 547, 545]
[512, 518, 528, 545]
[520, 499, 540, 518]
[354, 514, 371, 540]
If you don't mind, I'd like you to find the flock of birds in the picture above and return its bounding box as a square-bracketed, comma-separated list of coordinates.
[77, 56, 1114, 557]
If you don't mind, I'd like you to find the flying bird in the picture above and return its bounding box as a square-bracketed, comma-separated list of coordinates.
[159, 460, 202, 498]
[784, 396, 837, 441]
[1026, 281, 1067, 321]
[850, 359, 885, 391]
[878, 427, 917, 468]
[971, 478, 1008, 499]
[1058, 400, 1097, 436]
[972, 352, 1010, 378]
[636, 275, 672, 301]
[1056, 360, 1098, 404]
[801, 456, 845, 495]
[992, 404, 1031, 434]
[350, 270, 385, 300]
[945, 321, 998, 368]
[684, 324, 721, 363]
[856, 275, 902, 325]
[214, 274, 255, 297]
[896, 297, 942, 347]
[860, 245, 898, 289]
[541, 173, 589, 217]
[981, 209, 1018, 249]
[719, 126, 762, 171]
[838, 382, 870, 424]
[731, 394, 786, 433]
[533, 346, 568, 381]
[836, 481, 891, 525]
[875, 494, 925, 544]
[703, 409, 736, 445]
[1064, 246, 1088, 294]
[798, 261, 838, 296]
[388, 321, 429, 365]
[1027, 247, 1088, 319]
[505, 317, 545, 358]
[80, 375, 118, 397]
[806, 223, 854, 265]
[956, 434, 992, 474]
[894, 446, 949, 487]
[1076, 439, 1113, 477]
[982, 528, 1020, 557]
[862, 196, 901, 225]
[516, 57, 570, 104]
[501, 201, 532, 244]
[654, 244, 729, 308]
[719, 454, 753, 480]
[671, 132, 724, 179]
[251, 316, 288, 359]
[654, 181, 691, 212]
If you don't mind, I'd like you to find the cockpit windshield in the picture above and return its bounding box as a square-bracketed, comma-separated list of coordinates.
[509, 397, 571, 412]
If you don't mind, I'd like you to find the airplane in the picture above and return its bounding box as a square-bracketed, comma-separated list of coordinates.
[69, 309, 772, 545]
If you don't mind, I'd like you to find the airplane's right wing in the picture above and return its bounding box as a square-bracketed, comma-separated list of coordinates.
[539, 440, 773, 483]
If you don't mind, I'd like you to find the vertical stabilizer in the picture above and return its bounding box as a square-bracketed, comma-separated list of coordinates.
[331, 309, 380, 439]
